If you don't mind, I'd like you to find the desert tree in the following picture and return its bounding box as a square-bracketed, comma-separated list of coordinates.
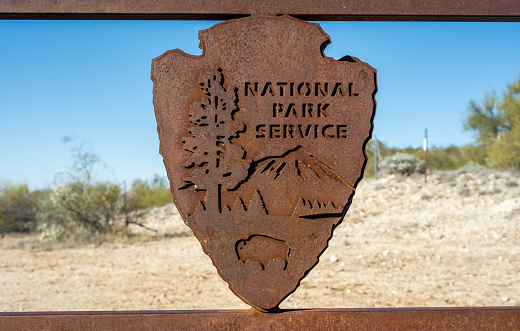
[464, 75, 520, 169]
[41, 140, 124, 234]
[486, 76, 520, 168]
[464, 93, 509, 145]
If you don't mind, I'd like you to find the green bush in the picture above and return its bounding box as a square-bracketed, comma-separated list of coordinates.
[486, 126, 520, 169]
[363, 139, 391, 178]
[127, 175, 172, 213]
[92, 182, 122, 231]
[460, 144, 487, 166]
[423, 146, 468, 170]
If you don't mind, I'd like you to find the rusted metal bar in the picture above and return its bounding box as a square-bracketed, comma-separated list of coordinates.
[1, 308, 520, 330]
[1, 0, 520, 21]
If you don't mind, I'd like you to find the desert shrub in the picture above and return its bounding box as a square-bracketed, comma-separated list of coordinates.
[37, 174, 172, 241]
[38, 173, 172, 239]
[388, 146, 471, 171]
[127, 175, 172, 213]
[382, 153, 423, 176]
[364, 140, 477, 178]
[363, 157, 376, 178]
[92, 182, 122, 231]
[486, 127, 520, 169]
[0, 184, 39, 233]
[425, 146, 468, 170]
[38, 222, 66, 241]
[40, 181, 125, 235]
[460, 144, 487, 165]
[363, 139, 391, 178]
[458, 161, 488, 173]
[363, 141, 495, 178]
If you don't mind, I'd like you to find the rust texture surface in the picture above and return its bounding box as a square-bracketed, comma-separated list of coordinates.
[2, 308, 520, 330]
[151, 15, 376, 312]
[1, 0, 520, 21]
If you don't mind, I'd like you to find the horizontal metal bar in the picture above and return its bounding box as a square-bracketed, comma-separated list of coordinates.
[1, 0, 520, 21]
[1, 307, 520, 330]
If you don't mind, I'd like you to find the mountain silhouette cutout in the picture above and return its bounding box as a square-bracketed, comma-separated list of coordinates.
[224, 146, 355, 217]
[257, 146, 355, 190]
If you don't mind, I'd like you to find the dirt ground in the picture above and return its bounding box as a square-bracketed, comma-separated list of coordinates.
[1, 170, 519, 312]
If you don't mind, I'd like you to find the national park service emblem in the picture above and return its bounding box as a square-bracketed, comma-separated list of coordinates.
[151, 15, 377, 312]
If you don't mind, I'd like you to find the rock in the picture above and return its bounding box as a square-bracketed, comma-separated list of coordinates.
[374, 184, 385, 190]
[420, 194, 432, 200]
[458, 186, 471, 196]
[435, 171, 456, 182]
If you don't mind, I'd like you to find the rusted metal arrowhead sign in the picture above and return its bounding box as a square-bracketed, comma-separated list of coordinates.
[151, 15, 376, 312]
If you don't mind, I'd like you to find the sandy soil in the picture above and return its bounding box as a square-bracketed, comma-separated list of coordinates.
[1, 170, 519, 312]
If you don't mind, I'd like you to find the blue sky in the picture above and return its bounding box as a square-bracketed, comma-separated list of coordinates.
[1, 20, 520, 189]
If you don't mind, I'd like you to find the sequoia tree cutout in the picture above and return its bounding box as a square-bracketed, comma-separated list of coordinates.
[181, 66, 251, 213]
